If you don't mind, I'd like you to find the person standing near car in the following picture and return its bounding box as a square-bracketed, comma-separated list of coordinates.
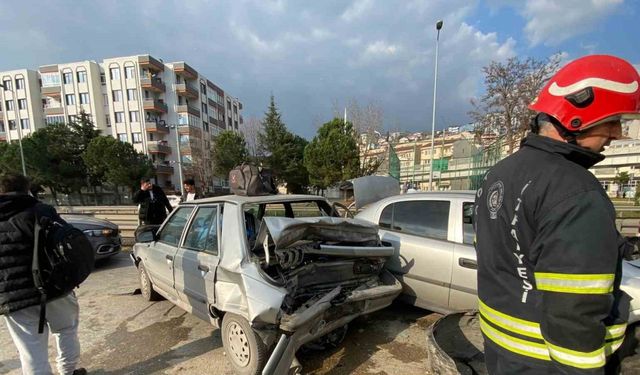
[181, 178, 203, 202]
[475, 55, 640, 374]
[133, 177, 173, 225]
[0, 173, 86, 375]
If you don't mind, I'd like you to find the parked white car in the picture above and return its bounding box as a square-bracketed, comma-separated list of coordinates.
[355, 190, 640, 323]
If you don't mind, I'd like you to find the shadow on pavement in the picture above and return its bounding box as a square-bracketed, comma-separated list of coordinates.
[85, 309, 222, 374]
[299, 301, 440, 374]
[92, 252, 134, 273]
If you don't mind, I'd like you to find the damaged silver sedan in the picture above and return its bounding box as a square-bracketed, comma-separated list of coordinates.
[131, 194, 402, 374]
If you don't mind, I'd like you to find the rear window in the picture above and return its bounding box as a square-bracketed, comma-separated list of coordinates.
[379, 200, 450, 241]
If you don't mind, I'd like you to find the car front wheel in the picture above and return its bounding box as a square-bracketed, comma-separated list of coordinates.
[138, 263, 162, 301]
[221, 313, 267, 375]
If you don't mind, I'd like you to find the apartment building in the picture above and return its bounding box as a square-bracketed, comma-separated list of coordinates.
[0, 54, 243, 192]
[0, 69, 43, 142]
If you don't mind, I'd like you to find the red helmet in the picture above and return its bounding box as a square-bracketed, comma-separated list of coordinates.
[529, 55, 640, 132]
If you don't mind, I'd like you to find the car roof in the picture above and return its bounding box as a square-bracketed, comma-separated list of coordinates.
[183, 194, 329, 206]
[368, 190, 476, 206]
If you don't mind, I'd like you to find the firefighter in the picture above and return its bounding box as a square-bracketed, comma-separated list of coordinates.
[474, 54, 640, 374]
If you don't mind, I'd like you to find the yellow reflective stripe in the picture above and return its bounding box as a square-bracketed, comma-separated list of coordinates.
[546, 341, 605, 369]
[535, 272, 614, 294]
[605, 337, 625, 356]
[480, 316, 551, 361]
[605, 323, 627, 340]
[478, 299, 542, 339]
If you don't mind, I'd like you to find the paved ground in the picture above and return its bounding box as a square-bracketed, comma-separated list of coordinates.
[0, 252, 441, 375]
[2, 252, 640, 375]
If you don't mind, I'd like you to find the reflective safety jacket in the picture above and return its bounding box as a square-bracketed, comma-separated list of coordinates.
[474, 135, 629, 374]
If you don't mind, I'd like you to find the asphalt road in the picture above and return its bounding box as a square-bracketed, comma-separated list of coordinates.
[0, 252, 441, 375]
[2, 252, 640, 375]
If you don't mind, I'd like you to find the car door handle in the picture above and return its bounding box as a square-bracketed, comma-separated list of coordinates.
[459, 258, 477, 269]
[166, 255, 173, 261]
[198, 265, 209, 272]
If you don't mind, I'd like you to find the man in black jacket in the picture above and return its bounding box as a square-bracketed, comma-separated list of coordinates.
[133, 177, 173, 225]
[475, 55, 640, 374]
[180, 178, 203, 202]
[1, 173, 85, 375]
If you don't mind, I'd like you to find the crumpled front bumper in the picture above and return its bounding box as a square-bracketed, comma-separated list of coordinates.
[262, 269, 402, 375]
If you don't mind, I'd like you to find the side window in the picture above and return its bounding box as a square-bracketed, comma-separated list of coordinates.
[183, 206, 219, 254]
[263, 203, 286, 217]
[158, 207, 194, 246]
[379, 204, 393, 229]
[392, 200, 450, 240]
[463, 202, 475, 245]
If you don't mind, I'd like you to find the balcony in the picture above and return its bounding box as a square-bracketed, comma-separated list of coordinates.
[147, 141, 171, 154]
[44, 106, 64, 116]
[176, 104, 200, 117]
[143, 99, 168, 113]
[145, 120, 170, 133]
[141, 77, 166, 92]
[154, 162, 174, 175]
[209, 116, 216, 124]
[177, 124, 202, 137]
[173, 62, 198, 80]
[42, 86, 61, 96]
[175, 83, 199, 99]
[138, 55, 164, 72]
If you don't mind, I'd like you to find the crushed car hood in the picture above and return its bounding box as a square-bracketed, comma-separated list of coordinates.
[254, 216, 381, 250]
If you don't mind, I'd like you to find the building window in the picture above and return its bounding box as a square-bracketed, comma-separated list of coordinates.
[112, 90, 122, 102]
[126, 89, 137, 101]
[105, 114, 111, 127]
[79, 93, 90, 104]
[100, 73, 106, 85]
[201, 103, 208, 114]
[20, 118, 30, 130]
[40, 73, 60, 87]
[5, 100, 14, 110]
[0, 121, 4, 132]
[8, 120, 16, 130]
[63, 72, 73, 84]
[114, 112, 125, 123]
[117, 133, 128, 142]
[15, 78, 25, 90]
[65, 94, 75, 105]
[18, 99, 27, 110]
[124, 66, 135, 79]
[129, 111, 139, 122]
[77, 71, 87, 83]
[3, 79, 12, 91]
[110, 67, 120, 80]
[200, 82, 206, 94]
[46, 115, 65, 125]
[132, 132, 142, 143]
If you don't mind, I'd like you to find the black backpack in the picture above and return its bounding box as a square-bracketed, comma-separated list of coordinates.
[32, 214, 94, 333]
[229, 163, 277, 196]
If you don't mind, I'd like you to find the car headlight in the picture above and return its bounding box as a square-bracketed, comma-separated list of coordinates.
[84, 228, 116, 237]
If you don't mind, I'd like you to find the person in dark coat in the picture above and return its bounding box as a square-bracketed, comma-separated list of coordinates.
[181, 178, 203, 202]
[133, 177, 173, 225]
[0, 173, 86, 375]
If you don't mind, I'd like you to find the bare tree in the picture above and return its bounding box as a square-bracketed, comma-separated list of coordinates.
[470, 55, 561, 154]
[240, 116, 261, 158]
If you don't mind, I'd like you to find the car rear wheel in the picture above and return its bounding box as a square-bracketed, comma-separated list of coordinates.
[221, 313, 267, 375]
[138, 263, 162, 301]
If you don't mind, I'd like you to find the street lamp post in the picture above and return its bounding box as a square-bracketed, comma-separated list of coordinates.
[160, 120, 184, 195]
[428, 20, 443, 191]
[0, 83, 27, 176]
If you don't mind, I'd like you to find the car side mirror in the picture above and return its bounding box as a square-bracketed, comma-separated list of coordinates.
[135, 225, 160, 243]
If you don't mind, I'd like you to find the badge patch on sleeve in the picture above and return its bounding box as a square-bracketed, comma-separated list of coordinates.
[487, 181, 504, 219]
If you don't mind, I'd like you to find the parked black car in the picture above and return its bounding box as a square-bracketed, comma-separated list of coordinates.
[62, 215, 122, 260]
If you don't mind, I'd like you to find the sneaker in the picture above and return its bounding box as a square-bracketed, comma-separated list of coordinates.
[72, 369, 87, 375]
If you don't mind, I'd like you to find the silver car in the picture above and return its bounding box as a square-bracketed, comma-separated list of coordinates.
[355, 191, 640, 323]
[132, 194, 402, 374]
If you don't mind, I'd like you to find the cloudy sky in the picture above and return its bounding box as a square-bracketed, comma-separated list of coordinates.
[1, 0, 638, 138]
